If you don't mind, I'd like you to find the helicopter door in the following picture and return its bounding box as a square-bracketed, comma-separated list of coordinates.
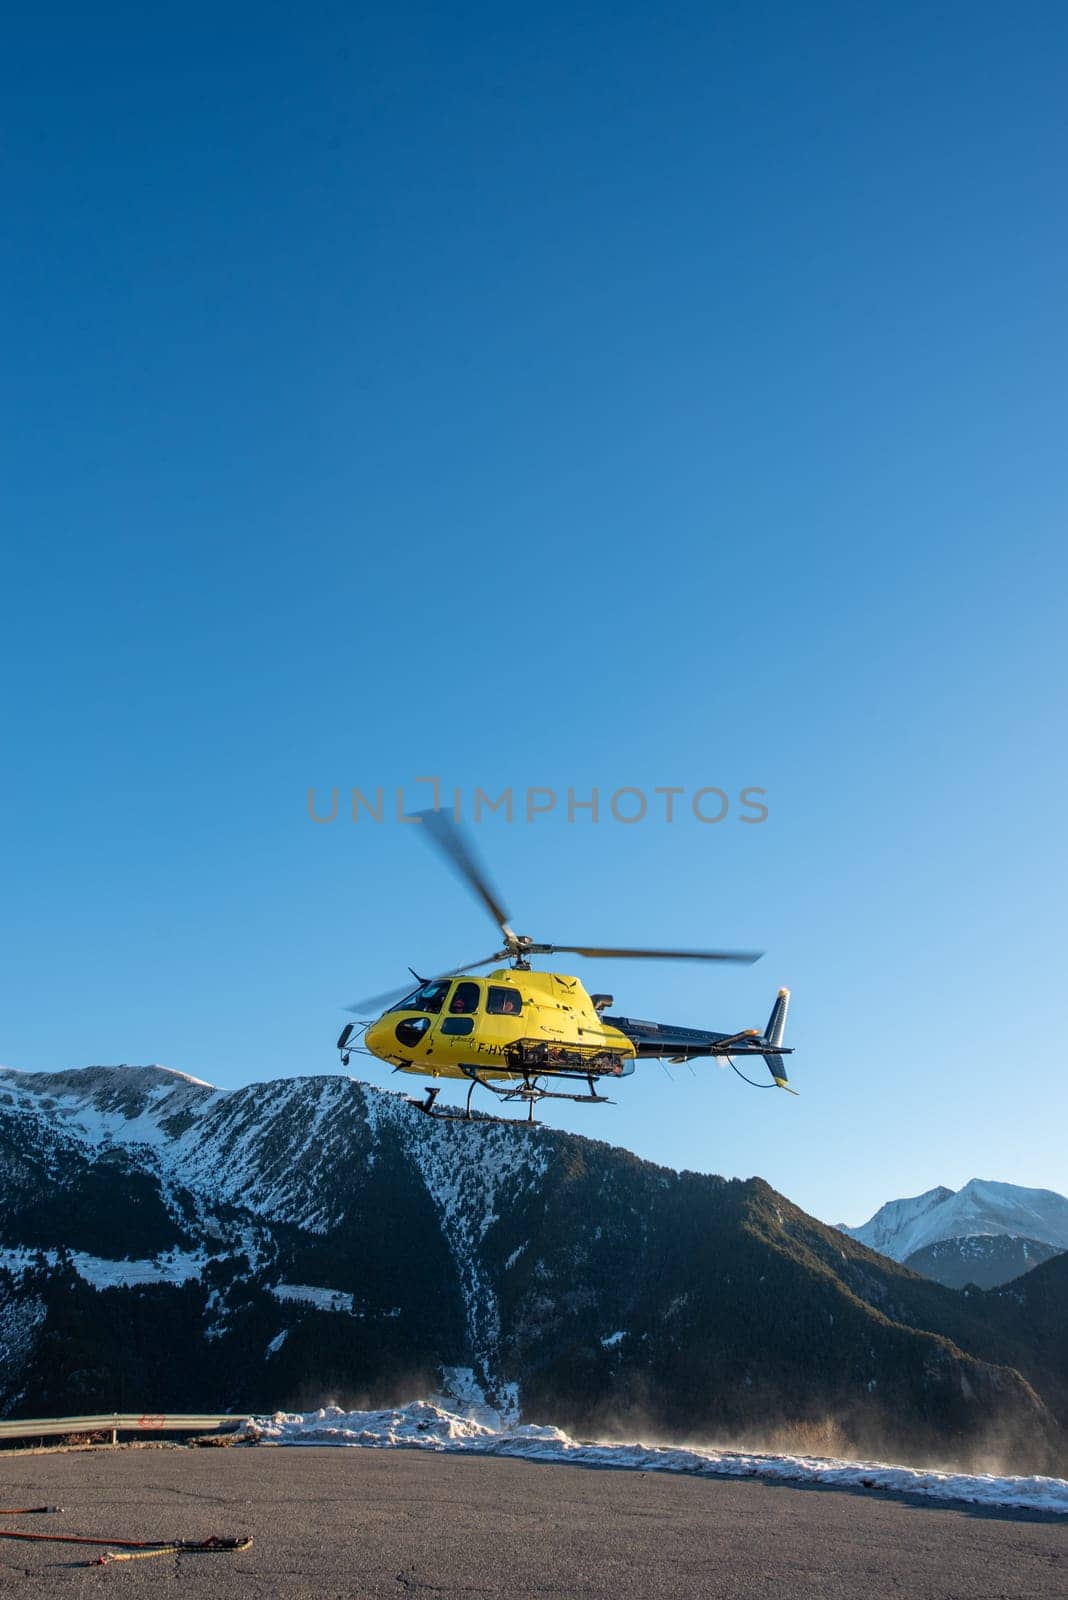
[432, 979, 482, 1045]
[476, 984, 525, 1066]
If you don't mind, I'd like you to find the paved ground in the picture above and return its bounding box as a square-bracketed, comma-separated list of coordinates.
[0, 1445, 1063, 1598]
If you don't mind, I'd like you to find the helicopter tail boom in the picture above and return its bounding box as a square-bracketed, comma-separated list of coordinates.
[601, 986, 793, 1088]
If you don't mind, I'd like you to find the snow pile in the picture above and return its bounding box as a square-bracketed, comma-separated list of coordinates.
[239, 1402, 1068, 1514]
[243, 1400, 561, 1451]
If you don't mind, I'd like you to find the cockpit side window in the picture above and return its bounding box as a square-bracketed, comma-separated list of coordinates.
[389, 980, 450, 1014]
[486, 986, 522, 1015]
[449, 981, 481, 1014]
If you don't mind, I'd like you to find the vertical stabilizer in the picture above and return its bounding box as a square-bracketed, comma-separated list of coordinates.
[762, 988, 791, 1088]
[765, 987, 789, 1048]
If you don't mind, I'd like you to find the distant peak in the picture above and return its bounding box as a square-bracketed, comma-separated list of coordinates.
[0, 1062, 217, 1095]
[842, 1178, 1068, 1263]
[143, 1065, 216, 1089]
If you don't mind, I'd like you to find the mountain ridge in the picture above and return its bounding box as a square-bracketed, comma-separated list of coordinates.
[1, 1064, 1065, 1472]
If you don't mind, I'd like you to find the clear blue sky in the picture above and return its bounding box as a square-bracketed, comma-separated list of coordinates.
[3, 2, 1066, 1226]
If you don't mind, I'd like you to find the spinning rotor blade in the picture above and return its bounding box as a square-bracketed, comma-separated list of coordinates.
[345, 983, 415, 1015]
[347, 812, 763, 1016]
[348, 949, 512, 1014]
[412, 808, 514, 937]
[545, 944, 764, 965]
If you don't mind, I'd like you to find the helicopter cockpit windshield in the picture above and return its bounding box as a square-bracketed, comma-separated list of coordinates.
[388, 980, 450, 1014]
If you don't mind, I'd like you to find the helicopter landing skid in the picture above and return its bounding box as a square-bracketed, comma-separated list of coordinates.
[406, 1070, 614, 1125]
[464, 1066, 614, 1122]
[404, 1085, 514, 1124]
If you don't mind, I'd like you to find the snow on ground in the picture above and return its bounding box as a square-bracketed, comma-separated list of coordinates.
[0, 1246, 204, 1288]
[240, 1401, 1068, 1515]
[269, 1283, 355, 1313]
[69, 1250, 204, 1289]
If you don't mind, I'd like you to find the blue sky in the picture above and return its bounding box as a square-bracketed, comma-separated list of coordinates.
[3, 2, 1066, 1226]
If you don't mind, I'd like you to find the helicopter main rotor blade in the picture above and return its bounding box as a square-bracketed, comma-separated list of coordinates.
[346, 983, 416, 1015]
[348, 949, 513, 1014]
[543, 944, 764, 965]
[412, 808, 514, 939]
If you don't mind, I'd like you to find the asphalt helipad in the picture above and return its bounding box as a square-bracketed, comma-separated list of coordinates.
[0, 1446, 1063, 1598]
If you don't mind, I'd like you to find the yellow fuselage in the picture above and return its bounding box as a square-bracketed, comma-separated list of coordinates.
[363, 968, 636, 1080]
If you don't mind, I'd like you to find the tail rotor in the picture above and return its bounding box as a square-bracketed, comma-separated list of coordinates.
[761, 988, 794, 1090]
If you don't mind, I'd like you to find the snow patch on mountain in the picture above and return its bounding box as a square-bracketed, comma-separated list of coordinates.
[406, 1117, 551, 1401]
[0, 1246, 205, 1289]
[0, 1288, 46, 1401]
[432, 1365, 519, 1425]
[0, 1064, 223, 1153]
[71, 1250, 205, 1288]
[241, 1402, 1068, 1514]
[269, 1284, 355, 1313]
[840, 1179, 1068, 1263]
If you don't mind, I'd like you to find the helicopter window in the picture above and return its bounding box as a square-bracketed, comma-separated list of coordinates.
[395, 1016, 431, 1048]
[441, 1016, 474, 1036]
[389, 980, 450, 1014]
[449, 981, 481, 1014]
[486, 986, 522, 1015]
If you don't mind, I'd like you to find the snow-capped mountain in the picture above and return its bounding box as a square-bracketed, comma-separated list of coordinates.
[1, 1065, 1066, 1472]
[839, 1186, 957, 1260]
[839, 1180, 1068, 1289]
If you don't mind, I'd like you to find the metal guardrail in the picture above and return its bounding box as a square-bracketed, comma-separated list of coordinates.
[0, 1413, 249, 1444]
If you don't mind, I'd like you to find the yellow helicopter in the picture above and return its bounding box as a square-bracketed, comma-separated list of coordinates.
[337, 810, 794, 1122]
